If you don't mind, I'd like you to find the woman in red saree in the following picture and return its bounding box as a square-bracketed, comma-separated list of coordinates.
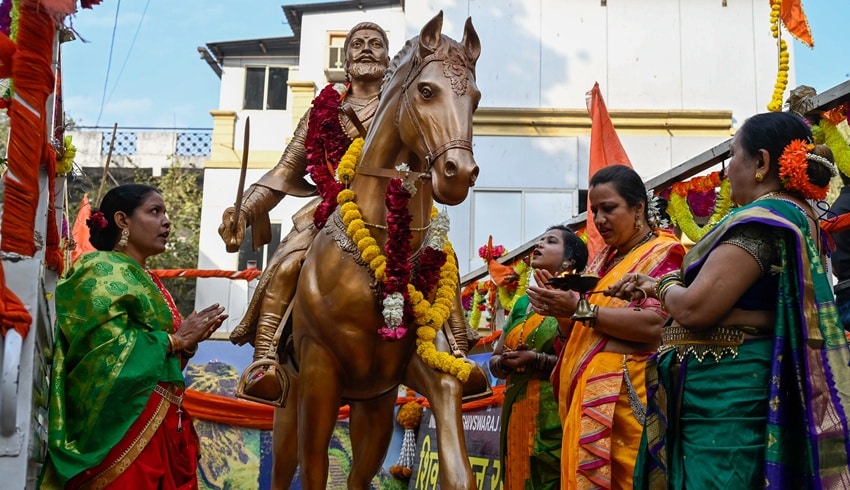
[527, 165, 684, 489]
[41, 184, 228, 489]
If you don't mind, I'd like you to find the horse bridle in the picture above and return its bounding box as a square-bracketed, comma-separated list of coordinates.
[354, 51, 474, 184]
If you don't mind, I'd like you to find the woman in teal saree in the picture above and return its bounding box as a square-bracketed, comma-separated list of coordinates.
[610, 112, 850, 488]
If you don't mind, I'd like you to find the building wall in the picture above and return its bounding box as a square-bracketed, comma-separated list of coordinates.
[197, 0, 789, 335]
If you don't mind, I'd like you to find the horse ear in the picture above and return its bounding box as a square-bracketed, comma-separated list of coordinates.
[461, 17, 481, 66]
[419, 10, 443, 57]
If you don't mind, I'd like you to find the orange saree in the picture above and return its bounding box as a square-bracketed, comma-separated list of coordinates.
[554, 231, 683, 489]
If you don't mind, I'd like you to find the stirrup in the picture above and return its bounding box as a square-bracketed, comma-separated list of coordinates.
[236, 303, 294, 407]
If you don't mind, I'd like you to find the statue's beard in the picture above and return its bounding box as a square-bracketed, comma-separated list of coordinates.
[348, 61, 386, 82]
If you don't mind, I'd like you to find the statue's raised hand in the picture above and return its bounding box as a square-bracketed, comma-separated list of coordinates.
[219, 206, 246, 253]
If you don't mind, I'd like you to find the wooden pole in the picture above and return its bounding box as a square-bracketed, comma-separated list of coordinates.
[94, 122, 118, 205]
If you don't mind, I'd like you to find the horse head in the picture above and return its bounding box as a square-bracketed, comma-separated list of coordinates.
[389, 11, 481, 205]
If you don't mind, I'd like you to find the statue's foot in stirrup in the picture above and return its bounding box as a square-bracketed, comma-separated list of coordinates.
[236, 314, 290, 406]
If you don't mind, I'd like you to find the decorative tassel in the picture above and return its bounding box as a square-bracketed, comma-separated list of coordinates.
[389, 389, 423, 480]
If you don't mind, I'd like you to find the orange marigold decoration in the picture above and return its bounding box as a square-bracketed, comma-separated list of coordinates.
[778, 139, 827, 200]
[390, 388, 423, 480]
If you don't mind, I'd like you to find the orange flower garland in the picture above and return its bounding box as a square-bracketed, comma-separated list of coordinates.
[778, 139, 828, 200]
[667, 172, 733, 242]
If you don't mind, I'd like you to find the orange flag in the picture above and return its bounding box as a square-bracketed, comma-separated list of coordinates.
[70, 193, 96, 264]
[585, 82, 633, 258]
[779, 0, 813, 48]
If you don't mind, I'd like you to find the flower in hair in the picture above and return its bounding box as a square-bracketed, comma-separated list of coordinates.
[778, 139, 827, 200]
[86, 210, 108, 232]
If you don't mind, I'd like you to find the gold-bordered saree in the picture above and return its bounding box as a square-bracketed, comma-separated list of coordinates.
[41, 251, 185, 488]
[555, 231, 684, 490]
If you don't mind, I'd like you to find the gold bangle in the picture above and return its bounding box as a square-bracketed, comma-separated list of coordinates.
[166, 334, 176, 354]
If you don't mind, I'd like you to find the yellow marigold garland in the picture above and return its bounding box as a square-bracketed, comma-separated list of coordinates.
[497, 260, 530, 313]
[767, 0, 790, 112]
[56, 135, 76, 176]
[668, 177, 732, 242]
[335, 141, 471, 382]
[468, 281, 487, 329]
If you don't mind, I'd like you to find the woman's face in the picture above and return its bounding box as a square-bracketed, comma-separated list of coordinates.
[122, 192, 171, 262]
[727, 133, 760, 205]
[531, 229, 569, 274]
[590, 182, 641, 249]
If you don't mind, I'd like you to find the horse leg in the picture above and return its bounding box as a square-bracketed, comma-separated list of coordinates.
[270, 375, 299, 490]
[405, 356, 476, 489]
[297, 353, 342, 489]
[347, 391, 397, 489]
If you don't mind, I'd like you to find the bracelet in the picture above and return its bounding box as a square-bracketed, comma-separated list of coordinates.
[654, 271, 685, 304]
[182, 343, 199, 359]
[534, 352, 556, 374]
[166, 334, 176, 354]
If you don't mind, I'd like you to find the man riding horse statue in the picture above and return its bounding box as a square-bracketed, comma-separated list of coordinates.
[220, 12, 486, 489]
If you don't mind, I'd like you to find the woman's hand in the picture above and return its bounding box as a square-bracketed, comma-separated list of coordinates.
[172, 303, 228, 352]
[605, 273, 656, 301]
[527, 268, 579, 317]
[499, 344, 537, 372]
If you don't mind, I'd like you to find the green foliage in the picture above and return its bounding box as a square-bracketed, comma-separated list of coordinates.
[133, 160, 202, 316]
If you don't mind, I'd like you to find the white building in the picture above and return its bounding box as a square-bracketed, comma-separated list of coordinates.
[195, 0, 789, 336]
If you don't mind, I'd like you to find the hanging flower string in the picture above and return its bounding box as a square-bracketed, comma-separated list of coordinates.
[817, 107, 850, 179]
[667, 172, 733, 242]
[497, 259, 530, 312]
[335, 140, 471, 381]
[306, 83, 351, 228]
[767, 0, 790, 112]
[390, 388, 423, 480]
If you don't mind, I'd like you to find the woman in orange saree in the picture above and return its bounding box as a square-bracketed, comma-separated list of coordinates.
[527, 165, 684, 489]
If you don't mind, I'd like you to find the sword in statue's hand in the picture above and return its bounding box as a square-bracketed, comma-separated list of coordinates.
[228, 117, 250, 252]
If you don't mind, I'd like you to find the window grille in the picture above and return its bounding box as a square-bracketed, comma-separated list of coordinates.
[102, 131, 137, 155]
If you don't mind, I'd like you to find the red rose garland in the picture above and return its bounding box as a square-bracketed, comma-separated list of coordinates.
[383, 178, 415, 335]
[305, 84, 351, 228]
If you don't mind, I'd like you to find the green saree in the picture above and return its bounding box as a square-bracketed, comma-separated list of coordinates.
[637, 199, 850, 489]
[44, 251, 185, 486]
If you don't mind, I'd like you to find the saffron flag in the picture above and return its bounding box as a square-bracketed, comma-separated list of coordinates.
[779, 0, 813, 48]
[70, 193, 96, 264]
[585, 82, 633, 258]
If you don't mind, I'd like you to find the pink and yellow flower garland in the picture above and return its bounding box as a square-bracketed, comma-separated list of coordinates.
[335, 138, 471, 382]
[667, 172, 733, 242]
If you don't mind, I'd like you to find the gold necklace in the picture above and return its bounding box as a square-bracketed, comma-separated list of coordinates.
[754, 190, 788, 202]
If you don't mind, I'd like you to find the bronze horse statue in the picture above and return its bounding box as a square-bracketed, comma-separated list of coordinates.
[271, 12, 482, 490]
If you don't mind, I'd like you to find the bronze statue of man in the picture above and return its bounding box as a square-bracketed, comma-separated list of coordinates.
[218, 23, 389, 391]
[219, 22, 481, 403]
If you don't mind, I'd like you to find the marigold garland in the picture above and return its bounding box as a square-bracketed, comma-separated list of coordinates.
[335, 142, 471, 382]
[56, 134, 75, 176]
[778, 139, 828, 200]
[668, 174, 732, 242]
[467, 281, 488, 329]
[767, 0, 790, 112]
[497, 259, 530, 312]
[390, 390, 423, 480]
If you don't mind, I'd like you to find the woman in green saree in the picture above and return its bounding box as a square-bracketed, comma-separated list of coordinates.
[41, 184, 228, 489]
[611, 112, 850, 488]
[490, 225, 588, 489]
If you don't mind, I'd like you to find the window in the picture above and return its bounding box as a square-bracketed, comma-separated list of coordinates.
[328, 33, 346, 70]
[243, 66, 289, 110]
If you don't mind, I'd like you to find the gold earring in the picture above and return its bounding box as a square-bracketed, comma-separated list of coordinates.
[634, 214, 642, 230]
[117, 228, 129, 248]
[755, 172, 764, 182]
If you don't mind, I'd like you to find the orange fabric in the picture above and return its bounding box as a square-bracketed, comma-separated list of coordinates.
[484, 236, 516, 286]
[822, 212, 850, 234]
[556, 233, 683, 489]
[779, 0, 813, 48]
[182, 384, 507, 430]
[585, 82, 633, 258]
[474, 329, 501, 348]
[505, 376, 540, 488]
[44, 140, 64, 274]
[70, 193, 96, 264]
[0, 261, 32, 338]
[2, 0, 54, 258]
[0, 33, 16, 79]
[149, 268, 262, 281]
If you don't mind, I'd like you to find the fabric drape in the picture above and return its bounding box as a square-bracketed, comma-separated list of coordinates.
[556, 231, 684, 489]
